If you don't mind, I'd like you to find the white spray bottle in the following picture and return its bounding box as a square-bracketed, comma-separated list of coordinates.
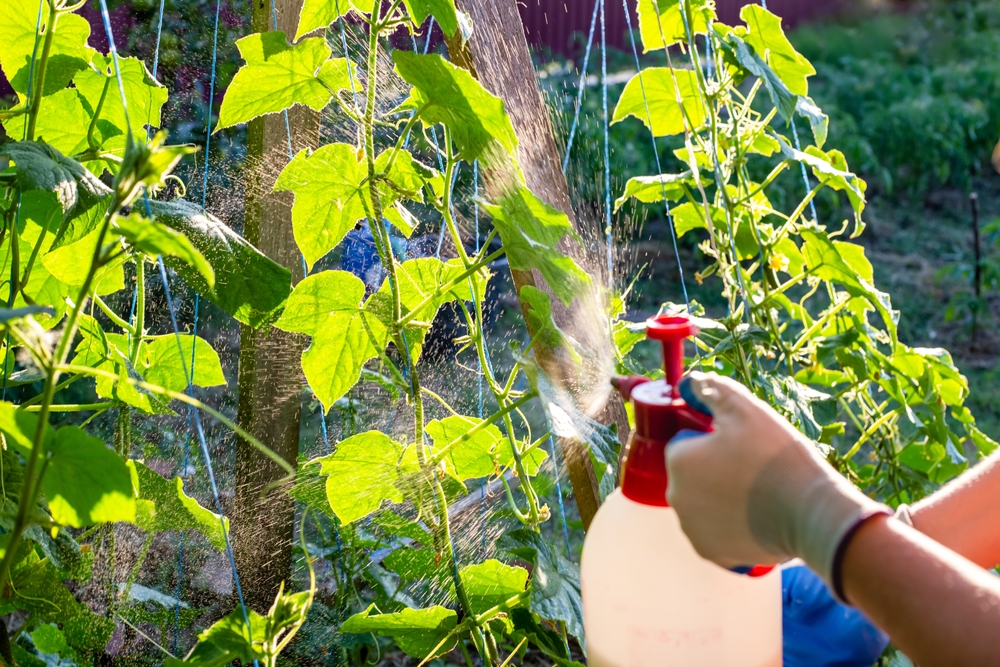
[581, 314, 782, 666]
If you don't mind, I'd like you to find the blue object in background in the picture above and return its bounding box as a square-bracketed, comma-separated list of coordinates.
[783, 563, 889, 667]
[342, 220, 408, 292]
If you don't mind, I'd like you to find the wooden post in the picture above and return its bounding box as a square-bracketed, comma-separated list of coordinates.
[232, 0, 317, 611]
[446, 0, 630, 530]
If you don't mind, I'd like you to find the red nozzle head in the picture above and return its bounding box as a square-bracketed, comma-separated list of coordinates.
[646, 315, 699, 397]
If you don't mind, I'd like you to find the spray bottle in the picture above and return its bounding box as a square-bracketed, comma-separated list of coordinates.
[581, 315, 781, 667]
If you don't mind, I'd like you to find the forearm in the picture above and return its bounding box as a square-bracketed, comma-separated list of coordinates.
[910, 449, 1000, 568]
[842, 515, 1000, 667]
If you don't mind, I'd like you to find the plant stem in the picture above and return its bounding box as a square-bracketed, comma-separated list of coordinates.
[94, 294, 135, 334]
[0, 195, 119, 593]
[25, 0, 58, 142]
[87, 75, 112, 151]
[130, 257, 145, 365]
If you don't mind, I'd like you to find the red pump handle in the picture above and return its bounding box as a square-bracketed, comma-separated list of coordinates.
[646, 315, 699, 397]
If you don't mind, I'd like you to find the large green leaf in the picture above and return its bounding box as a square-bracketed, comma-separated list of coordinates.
[2, 89, 93, 155]
[459, 560, 528, 615]
[143, 334, 226, 393]
[340, 605, 457, 659]
[0, 400, 47, 458]
[393, 52, 518, 163]
[296, 0, 353, 41]
[0, 0, 96, 96]
[275, 271, 385, 411]
[392, 256, 477, 324]
[273, 143, 368, 269]
[218, 32, 340, 129]
[42, 426, 135, 527]
[113, 214, 214, 287]
[739, 5, 815, 97]
[74, 56, 168, 151]
[500, 529, 584, 643]
[275, 270, 366, 335]
[41, 226, 125, 295]
[426, 415, 502, 481]
[480, 186, 590, 307]
[613, 68, 705, 138]
[402, 0, 460, 38]
[722, 32, 797, 121]
[148, 199, 292, 327]
[305, 310, 384, 412]
[2, 141, 111, 217]
[637, 0, 714, 52]
[315, 431, 403, 524]
[614, 171, 694, 211]
[129, 461, 228, 550]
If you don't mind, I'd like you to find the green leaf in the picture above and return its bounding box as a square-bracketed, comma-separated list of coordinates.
[520, 285, 580, 363]
[800, 229, 897, 341]
[340, 605, 457, 659]
[275, 270, 366, 335]
[402, 0, 460, 38]
[459, 560, 528, 615]
[614, 171, 694, 211]
[393, 256, 477, 324]
[41, 226, 124, 295]
[2, 89, 93, 156]
[113, 214, 215, 287]
[778, 138, 866, 227]
[128, 461, 228, 550]
[0, 400, 47, 458]
[143, 334, 226, 393]
[2, 141, 111, 216]
[722, 32, 797, 121]
[613, 68, 705, 137]
[500, 529, 584, 642]
[74, 56, 168, 151]
[306, 311, 385, 412]
[42, 426, 136, 527]
[373, 510, 433, 542]
[167, 607, 266, 667]
[637, 0, 714, 52]
[383, 547, 445, 585]
[295, 0, 353, 40]
[32, 624, 77, 662]
[393, 52, 518, 163]
[510, 608, 583, 667]
[0, 0, 96, 96]
[316, 57, 361, 96]
[273, 143, 367, 269]
[316, 431, 403, 523]
[669, 201, 728, 237]
[739, 5, 815, 96]
[796, 96, 828, 149]
[148, 199, 292, 327]
[217, 32, 337, 129]
[426, 415, 502, 481]
[481, 186, 590, 307]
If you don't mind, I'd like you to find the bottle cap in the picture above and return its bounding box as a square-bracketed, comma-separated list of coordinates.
[621, 315, 712, 506]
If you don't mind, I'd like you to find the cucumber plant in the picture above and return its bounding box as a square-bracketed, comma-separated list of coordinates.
[612, 0, 994, 517]
[0, 0, 310, 664]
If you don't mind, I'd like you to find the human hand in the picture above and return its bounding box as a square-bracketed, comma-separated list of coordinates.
[782, 562, 889, 667]
[666, 372, 890, 596]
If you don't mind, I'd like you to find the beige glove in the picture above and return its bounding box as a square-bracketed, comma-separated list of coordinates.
[666, 371, 891, 600]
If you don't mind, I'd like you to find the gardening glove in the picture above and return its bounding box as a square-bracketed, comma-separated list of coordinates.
[666, 371, 891, 600]
[782, 561, 889, 667]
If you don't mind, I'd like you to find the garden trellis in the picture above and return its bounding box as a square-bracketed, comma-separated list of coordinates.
[0, 0, 994, 665]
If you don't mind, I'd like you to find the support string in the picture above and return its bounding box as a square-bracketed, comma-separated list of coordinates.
[620, 0, 693, 314]
[562, 0, 601, 174]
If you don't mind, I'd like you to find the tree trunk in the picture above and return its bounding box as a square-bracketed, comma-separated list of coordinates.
[446, 0, 630, 530]
[232, 0, 317, 612]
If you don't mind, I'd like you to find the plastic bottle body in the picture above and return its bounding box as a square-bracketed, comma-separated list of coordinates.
[582, 489, 782, 667]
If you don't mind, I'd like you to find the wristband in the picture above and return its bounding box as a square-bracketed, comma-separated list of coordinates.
[830, 508, 893, 605]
